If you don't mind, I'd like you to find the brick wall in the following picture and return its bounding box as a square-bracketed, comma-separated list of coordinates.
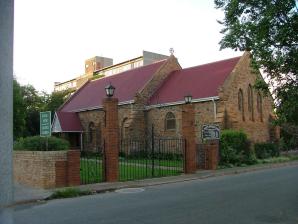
[103, 98, 119, 182]
[13, 150, 80, 189]
[182, 104, 197, 173]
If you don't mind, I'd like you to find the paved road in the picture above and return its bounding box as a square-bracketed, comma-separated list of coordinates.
[13, 166, 298, 224]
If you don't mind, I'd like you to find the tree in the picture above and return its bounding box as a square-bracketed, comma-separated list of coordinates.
[215, 0, 298, 142]
[44, 90, 71, 120]
[13, 79, 26, 139]
[13, 77, 70, 138]
[22, 84, 45, 136]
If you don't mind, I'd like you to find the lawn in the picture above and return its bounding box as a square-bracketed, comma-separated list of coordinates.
[80, 158, 183, 184]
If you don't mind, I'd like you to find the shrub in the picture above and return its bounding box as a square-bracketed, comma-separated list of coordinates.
[14, 136, 70, 151]
[254, 142, 279, 159]
[48, 188, 92, 199]
[220, 130, 256, 166]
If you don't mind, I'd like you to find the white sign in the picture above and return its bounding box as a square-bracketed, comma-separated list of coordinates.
[202, 124, 220, 140]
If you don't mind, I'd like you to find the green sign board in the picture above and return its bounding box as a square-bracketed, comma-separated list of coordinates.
[40, 111, 51, 137]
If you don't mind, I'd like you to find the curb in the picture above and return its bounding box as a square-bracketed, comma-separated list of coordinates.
[12, 160, 298, 206]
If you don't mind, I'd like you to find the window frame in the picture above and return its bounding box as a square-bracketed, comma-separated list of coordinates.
[165, 112, 176, 131]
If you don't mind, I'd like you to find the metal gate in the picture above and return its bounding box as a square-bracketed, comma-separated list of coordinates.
[80, 130, 105, 184]
[119, 131, 185, 181]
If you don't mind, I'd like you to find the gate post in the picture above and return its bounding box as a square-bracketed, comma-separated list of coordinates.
[103, 97, 119, 182]
[182, 103, 197, 174]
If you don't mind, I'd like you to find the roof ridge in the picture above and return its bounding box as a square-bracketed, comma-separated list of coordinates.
[182, 56, 241, 72]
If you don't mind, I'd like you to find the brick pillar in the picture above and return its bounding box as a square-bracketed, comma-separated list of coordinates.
[103, 98, 119, 182]
[205, 140, 219, 170]
[67, 150, 81, 186]
[182, 104, 197, 174]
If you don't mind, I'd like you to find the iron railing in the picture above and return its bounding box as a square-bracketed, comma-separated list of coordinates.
[119, 137, 185, 181]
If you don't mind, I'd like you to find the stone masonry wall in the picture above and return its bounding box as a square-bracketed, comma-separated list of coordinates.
[216, 52, 274, 143]
[78, 106, 131, 140]
[78, 110, 105, 131]
[146, 100, 217, 143]
[119, 55, 182, 139]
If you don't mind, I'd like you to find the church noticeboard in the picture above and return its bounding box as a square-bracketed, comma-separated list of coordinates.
[40, 111, 51, 137]
[202, 124, 220, 140]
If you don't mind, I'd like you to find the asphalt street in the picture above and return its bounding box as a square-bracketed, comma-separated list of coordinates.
[13, 166, 298, 224]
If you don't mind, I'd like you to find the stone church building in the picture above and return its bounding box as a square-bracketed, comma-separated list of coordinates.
[52, 52, 279, 149]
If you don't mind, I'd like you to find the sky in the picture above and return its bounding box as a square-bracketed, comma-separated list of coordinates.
[14, 0, 242, 93]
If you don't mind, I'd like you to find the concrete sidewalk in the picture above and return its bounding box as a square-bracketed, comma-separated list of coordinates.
[13, 160, 298, 206]
[13, 183, 53, 205]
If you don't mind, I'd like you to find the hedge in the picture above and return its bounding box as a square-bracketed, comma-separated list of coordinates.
[254, 142, 279, 159]
[220, 129, 256, 166]
[14, 136, 70, 151]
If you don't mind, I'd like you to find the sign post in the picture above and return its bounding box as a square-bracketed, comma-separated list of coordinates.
[202, 124, 220, 141]
[40, 111, 51, 150]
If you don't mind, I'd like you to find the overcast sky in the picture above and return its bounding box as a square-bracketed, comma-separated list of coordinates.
[14, 0, 242, 93]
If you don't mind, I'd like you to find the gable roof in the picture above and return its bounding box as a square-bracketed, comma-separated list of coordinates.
[52, 111, 83, 132]
[60, 60, 166, 112]
[148, 56, 241, 105]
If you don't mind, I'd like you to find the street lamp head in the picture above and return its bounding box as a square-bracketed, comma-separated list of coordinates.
[184, 94, 192, 104]
[105, 83, 115, 97]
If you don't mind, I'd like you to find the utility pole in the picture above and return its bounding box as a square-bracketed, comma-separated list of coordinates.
[0, 0, 14, 211]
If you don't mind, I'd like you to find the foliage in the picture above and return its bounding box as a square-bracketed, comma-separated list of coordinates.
[14, 136, 70, 151]
[44, 90, 71, 120]
[91, 74, 105, 80]
[13, 79, 26, 139]
[22, 84, 46, 136]
[254, 142, 279, 159]
[279, 135, 298, 151]
[215, 0, 298, 130]
[220, 130, 257, 165]
[48, 188, 92, 199]
[13, 77, 70, 139]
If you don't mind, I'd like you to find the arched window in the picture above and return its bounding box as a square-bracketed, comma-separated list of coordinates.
[165, 112, 176, 130]
[248, 84, 254, 121]
[238, 89, 245, 121]
[88, 122, 95, 143]
[257, 92, 263, 122]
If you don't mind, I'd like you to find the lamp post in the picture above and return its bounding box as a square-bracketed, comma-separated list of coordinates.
[184, 94, 192, 104]
[105, 83, 115, 97]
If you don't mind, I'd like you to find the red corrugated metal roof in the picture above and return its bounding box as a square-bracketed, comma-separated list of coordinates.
[148, 57, 241, 105]
[56, 111, 83, 132]
[60, 60, 166, 112]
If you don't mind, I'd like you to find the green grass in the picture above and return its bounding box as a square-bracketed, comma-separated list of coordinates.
[218, 155, 298, 169]
[80, 158, 183, 184]
[257, 155, 298, 164]
[48, 188, 92, 199]
[119, 157, 183, 168]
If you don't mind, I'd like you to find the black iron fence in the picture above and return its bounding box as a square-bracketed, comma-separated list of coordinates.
[119, 137, 185, 181]
[80, 129, 185, 183]
[80, 130, 105, 184]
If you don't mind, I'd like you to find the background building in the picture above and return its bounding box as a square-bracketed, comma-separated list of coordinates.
[53, 51, 169, 92]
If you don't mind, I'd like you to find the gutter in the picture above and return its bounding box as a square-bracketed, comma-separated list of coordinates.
[145, 96, 220, 110]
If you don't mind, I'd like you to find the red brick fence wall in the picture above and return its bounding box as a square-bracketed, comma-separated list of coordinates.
[13, 150, 80, 189]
